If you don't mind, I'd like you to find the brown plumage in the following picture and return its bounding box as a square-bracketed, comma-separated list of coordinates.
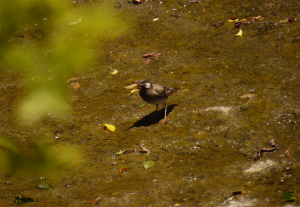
[133, 79, 177, 124]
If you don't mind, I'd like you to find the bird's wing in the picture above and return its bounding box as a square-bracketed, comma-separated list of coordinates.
[152, 84, 176, 96]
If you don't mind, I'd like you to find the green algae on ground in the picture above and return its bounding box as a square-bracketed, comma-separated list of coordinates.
[13, 194, 35, 205]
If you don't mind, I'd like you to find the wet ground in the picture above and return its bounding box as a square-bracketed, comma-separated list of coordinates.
[1, 0, 300, 206]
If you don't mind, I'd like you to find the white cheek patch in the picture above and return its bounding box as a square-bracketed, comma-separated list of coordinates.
[145, 82, 151, 88]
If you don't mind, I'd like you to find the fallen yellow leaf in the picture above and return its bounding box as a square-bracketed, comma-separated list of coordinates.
[228, 18, 239, 22]
[128, 89, 139, 95]
[110, 70, 118, 75]
[67, 17, 82, 26]
[109, 66, 118, 75]
[235, 28, 242, 37]
[104, 124, 116, 132]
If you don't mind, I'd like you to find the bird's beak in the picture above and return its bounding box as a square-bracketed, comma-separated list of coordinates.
[132, 81, 141, 89]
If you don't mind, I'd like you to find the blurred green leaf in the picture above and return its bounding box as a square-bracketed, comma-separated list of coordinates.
[0, 137, 83, 177]
[281, 191, 297, 202]
[0, 137, 19, 154]
[0, 137, 22, 174]
[142, 161, 155, 169]
[36, 183, 53, 190]
[17, 87, 70, 123]
[0, 0, 132, 178]
[1, 1, 132, 124]
[281, 191, 294, 196]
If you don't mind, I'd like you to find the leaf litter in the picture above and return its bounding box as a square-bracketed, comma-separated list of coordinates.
[89, 196, 101, 205]
[124, 83, 138, 90]
[120, 167, 129, 172]
[109, 66, 118, 75]
[254, 139, 280, 161]
[137, 143, 150, 153]
[67, 77, 80, 90]
[142, 161, 155, 169]
[142, 52, 162, 65]
[13, 193, 35, 205]
[104, 124, 116, 132]
[36, 183, 53, 190]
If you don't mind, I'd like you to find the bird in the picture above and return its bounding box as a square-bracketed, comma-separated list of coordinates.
[132, 79, 177, 124]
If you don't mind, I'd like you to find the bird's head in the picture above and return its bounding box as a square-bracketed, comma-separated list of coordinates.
[132, 80, 152, 90]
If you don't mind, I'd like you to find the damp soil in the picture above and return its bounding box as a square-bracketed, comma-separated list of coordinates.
[1, 0, 300, 206]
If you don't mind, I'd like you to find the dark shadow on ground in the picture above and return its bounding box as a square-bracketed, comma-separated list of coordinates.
[126, 104, 178, 130]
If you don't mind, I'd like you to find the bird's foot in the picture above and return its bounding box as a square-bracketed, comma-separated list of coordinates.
[160, 117, 168, 125]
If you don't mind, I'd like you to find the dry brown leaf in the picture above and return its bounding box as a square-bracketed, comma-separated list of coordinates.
[232, 191, 247, 195]
[67, 77, 78, 83]
[284, 148, 293, 157]
[143, 52, 158, 58]
[289, 17, 295, 23]
[137, 144, 150, 153]
[234, 22, 242, 27]
[68, 82, 80, 90]
[261, 147, 279, 152]
[269, 138, 275, 146]
[279, 18, 289, 23]
[73, 82, 80, 90]
[152, 52, 163, 57]
[248, 16, 261, 20]
[143, 58, 151, 65]
[124, 83, 138, 90]
[254, 150, 261, 161]
[120, 167, 129, 173]
[89, 196, 101, 204]
[239, 94, 255, 99]
[215, 21, 224, 27]
[187, 0, 199, 3]
[242, 20, 255, 25]
[170, 14, 181, 19]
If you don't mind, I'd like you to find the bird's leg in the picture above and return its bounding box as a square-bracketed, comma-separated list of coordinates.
[150, 105, 159, 122]
[160, 103, 168, 124]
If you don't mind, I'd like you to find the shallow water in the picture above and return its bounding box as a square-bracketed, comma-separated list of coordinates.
[1, 0, 300, 206]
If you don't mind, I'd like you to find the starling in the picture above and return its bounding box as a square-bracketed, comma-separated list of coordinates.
[133, 79, 177, 124]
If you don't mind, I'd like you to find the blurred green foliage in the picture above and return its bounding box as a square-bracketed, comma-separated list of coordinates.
[0, 137, 83, 177]
[0, 0, 130, 176]
[1, 0, 129, 123]
[281, 191, 298, 203]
